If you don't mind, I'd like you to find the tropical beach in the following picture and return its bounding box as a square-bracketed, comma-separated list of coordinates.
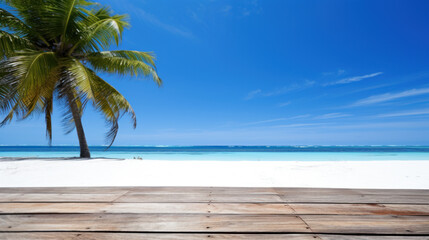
[1, 146, 429, 189]
[1, 0, 429, 239]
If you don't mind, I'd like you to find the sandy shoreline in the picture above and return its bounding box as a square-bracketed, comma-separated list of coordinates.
[1, 158, 429, 189]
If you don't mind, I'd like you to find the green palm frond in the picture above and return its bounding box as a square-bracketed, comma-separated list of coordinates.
[87, 50, 162, 86]
[0, 60, 18, 112]
[43, 0, 85, 43]
[55, 68, 88, 134]
[68, 59, 136, 146]
[10, 51, 59, 95]
[0, 30, 35, 57]
[0, 8, 50, 46]
[1, 0, 52, 44]
[0, 51, 59, 124]
[0, 8, 30, 35]
[0, 0, 162, 150]
[70, 7, 129, 53]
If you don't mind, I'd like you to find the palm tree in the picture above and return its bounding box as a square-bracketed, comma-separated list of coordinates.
[0, 0, 162, 158]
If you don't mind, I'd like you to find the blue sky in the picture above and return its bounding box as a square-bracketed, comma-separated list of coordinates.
[1, 0, 429, 146]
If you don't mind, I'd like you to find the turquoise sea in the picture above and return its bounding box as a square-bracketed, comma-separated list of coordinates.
[1, 146, 429, 161]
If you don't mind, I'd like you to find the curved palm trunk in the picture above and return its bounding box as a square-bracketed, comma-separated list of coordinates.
[67, 92, 91, 158]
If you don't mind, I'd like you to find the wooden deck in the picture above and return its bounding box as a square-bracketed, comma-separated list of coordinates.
[0, 187, 429, 239]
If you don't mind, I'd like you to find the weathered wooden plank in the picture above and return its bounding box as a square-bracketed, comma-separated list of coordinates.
[1, 233, 429, 240]
[1, 187, 428, 196]
[2, 187, 429, 238]
[0, 187, 277, 195]
[0, 193, 125, 202]
[289, 203, 429, 215]
[0, 187, 130, 194]
[126, 187, 278, 195]
[3, 202, 427, 216]
[301, 215, 429, 234]
[116, 194, 284, 203]
[274, 188, 358, 195]
[114, 194, 211, 203]
[274, 188, 429, 196]
[0, 187, 232, 194]
[0, 202, 294, 214]
[130, 189, 278, 195]
[280, 193, 429, 204]
[0, 214, 310, 232]
[207, 203, 293, 214]
[0, 233, 323, 240]
[351, 189, 429, 196]
[0, 202, 205, 214]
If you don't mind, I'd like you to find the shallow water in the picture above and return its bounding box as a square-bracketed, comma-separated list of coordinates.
[1, 146, 429, 161]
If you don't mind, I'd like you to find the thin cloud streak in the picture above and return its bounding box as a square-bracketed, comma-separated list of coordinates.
[244, 89, 261, 100]
[243, 114, 311, 126]
[244, 80, 315, 100]
[278, 101, 291, 107]
[270, 123, 327, 128]
[314, 113, 352, 119]
[377, 109, 429, 118]
[132, 8, 194, 39]
[326, 72, 383, 86]
[322, 69, 346, 76]
[318, 121, 429, 130]
[351, 88, 429, 106]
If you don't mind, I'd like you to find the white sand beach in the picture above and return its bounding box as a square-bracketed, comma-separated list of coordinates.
[1, 158, 428, 189]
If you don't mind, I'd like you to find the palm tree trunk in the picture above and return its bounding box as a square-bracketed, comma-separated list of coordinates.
[67, 92, 91, 158]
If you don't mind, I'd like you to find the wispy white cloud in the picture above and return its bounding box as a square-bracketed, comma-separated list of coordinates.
[243, 114, 311, 126]
[318, 121, 429, 130]
[131, 8, 194, 39]
[351, 88, 429, 106]
[263, 87, 295, 97]
[278, 101, 291, 107]
[244, 89, 262, 100]
[265, 81, 315, 96]
[244, 118, 291, 126]
[376, 109, 429, 118]
[323, 69, 346, 76]
[270, 123, 326, 128]
[326, 72, 383, 86]
[337, 69, 346, 75]
[245, 80, 315, 100]
[314, 113, 351, 119]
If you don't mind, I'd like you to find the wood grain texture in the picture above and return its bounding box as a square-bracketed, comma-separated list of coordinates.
[1, 233, 429, 240]
[2, 187, 428, 195]
[279, 193, 429, 204]
[289, 203, 429, 215]
[0, 233, 323, 240]
[301, 215, 429, 234]
[115, 193, 284, 203]
[0, 214, 310, 232]
[6, 202, 429, 215]
[274, 188, 429, 196]
[1, 187, 429, 239]
[0, 187, 130, 194]
[128, 187, 279, 195]
[0, 202, 294, 214]
[0, 193, 125, 202]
